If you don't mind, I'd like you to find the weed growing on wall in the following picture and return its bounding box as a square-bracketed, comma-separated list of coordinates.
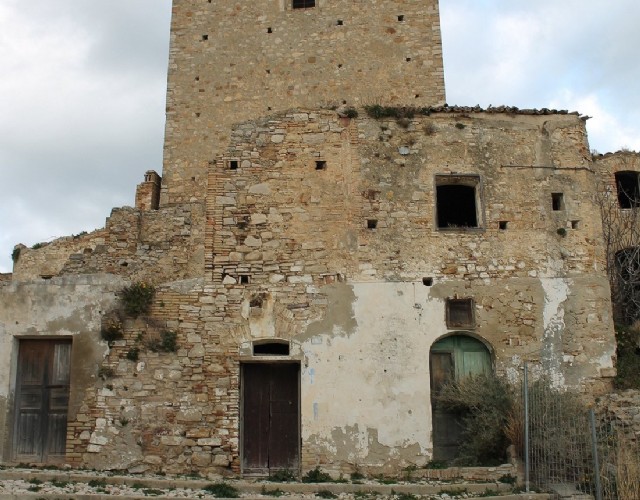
[119, 281, 155, 317]
[11, 247, 20, 263]
[146, 330, 178, 353]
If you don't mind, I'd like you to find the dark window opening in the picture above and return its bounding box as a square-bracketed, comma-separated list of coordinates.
[315, 160, 327, 170]
[267, 27, 273, 33]
[571, 220, 580, 229]
[397, 15, 405, 22]
[292, 0, 315, 8]
[446, 298, 475, 329]
[499, 221, 508, 230]
[239, 275, 250, 284]
[202, 35, 209, 41]
[436, 179, 479, 229]
[253, 342, 290, 356]
[367, 219, 378, 229]
[615, 171, 640, 208]
[423, 277, 434, 286]
[228, 160, 239, 170]
[337, 20, 343, 26]
[552, 192, 564, 211]
[405, 57, 412, 62]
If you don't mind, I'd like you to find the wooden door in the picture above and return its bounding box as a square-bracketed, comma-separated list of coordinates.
[430, 351, 464, 461]
[430, 335, 491, 461]
[242, 363, 299, 473]
[14, 339, 71, 463]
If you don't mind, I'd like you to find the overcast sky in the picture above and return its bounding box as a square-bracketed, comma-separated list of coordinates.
[1, 0, 639, 273]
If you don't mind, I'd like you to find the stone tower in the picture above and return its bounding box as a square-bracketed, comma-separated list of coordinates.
[160, 0, 446, 205]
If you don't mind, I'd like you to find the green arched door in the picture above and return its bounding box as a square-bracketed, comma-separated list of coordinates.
[430, 335, 491, 461]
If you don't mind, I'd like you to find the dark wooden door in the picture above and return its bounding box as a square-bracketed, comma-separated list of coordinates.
[242, 363, 299, 473]
[430, 351, 464, 461]
[14, 339, 71, 463]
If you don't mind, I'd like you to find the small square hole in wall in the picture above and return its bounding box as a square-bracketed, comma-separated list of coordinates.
[367, 219, 378, 229]
[228, 159, 239, 170]
[202, 34, 209, 41]
[499, 221, 508, 230]
[397, 15, 405, 21]
[405, 57, 412, 62]
[315, 160, 327, 170]
[337, 19, 343, 26]
[239, 275, 250, 284]
[446, 298, 475, 329]
[552, 192, 564, 211]
[423, 277, 434, 286]
[571, 220, 580, 229]
[267, 27, 273, 33]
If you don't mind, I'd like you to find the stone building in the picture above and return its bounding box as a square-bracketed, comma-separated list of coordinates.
[0, 0, 630, 476]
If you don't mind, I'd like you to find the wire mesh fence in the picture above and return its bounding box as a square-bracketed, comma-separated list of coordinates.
[523, 367, 640, 500]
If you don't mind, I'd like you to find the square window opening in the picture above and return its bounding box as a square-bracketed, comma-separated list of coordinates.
[239, 275, 251, 285]
[227, 159, 239, 170]
[422, 277, 434, 286]
[292, 0, 315, 8]
[552, 192, 564, 211]
[571, 220, 580, 229]
[435, 175, 481, 229]
[615, 171, 640, 208]
[367, 219, 378, 229]
[499, 221, 508, 230]
[446, 298, 475, 329]
[315, 160, 327, 170]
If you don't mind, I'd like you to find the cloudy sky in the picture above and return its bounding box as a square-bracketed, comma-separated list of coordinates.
[1, 0, 639, 273]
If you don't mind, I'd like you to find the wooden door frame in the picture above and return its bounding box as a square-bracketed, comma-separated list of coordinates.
[239, 361, 301, 476]
[12, 337, 72, 464]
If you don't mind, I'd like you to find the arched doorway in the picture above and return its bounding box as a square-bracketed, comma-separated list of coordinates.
[430, 334, 492, 461]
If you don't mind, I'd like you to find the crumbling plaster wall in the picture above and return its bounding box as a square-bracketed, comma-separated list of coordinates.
[161, 0, 445, 205]
[0, 274, 123, 462]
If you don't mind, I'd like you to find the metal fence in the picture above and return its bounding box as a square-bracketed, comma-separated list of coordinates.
[523, 366, 640, 500]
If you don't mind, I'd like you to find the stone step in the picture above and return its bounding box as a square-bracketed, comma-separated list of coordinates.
[0, 468, 550, 500]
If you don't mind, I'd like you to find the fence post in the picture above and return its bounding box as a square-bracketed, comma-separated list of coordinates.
[524, 362, 530, 493]
[589, 409, 603, 500]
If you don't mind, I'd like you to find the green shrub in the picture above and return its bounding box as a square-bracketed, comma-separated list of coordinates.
[203, 483, 239, 498]
[268, 469, 297, 482]
[11, 247, 20, 263]
[261, 486, 285, 496]
[437, 374, 515, 466]
[302, 467, 332, 483]
[126, 347, 140, 362]
[424, 460, 447, 469]
[119, 282, 155, 317]
[343, 107, 359, 119]
[148, 330, 178, 353]
[317, 490, 337, 499]
[100, 317, 124, 342]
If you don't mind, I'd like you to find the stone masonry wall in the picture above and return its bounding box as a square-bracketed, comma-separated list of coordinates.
[12, 204, 205, 284]
[161, 0, 445, 205]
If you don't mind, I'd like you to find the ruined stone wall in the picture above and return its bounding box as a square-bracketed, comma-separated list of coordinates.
[161, 0, 445, 205]
[12, 205, 205, 284]
[1, 108, 618, 475]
